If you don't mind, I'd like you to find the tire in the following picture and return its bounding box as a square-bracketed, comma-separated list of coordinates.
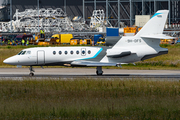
[29, 73, 34, 77]
[96, 71, 103, 75]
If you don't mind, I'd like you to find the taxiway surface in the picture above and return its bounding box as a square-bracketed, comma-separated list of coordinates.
[0, 68, 180, 80]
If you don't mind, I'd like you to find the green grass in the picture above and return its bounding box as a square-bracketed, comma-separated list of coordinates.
[0, 44, 92, 49]
[0, 45, 46, 49]
[0, 78, 179, 119]
[1, 44, 180, 69]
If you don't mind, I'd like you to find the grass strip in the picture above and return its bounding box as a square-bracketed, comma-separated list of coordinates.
[0, 78, 179, 119]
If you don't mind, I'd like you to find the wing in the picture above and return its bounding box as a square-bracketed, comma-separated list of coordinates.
[71, 60, 117, 67]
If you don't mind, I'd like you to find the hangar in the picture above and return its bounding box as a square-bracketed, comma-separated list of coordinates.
[0, 0, 179, 27]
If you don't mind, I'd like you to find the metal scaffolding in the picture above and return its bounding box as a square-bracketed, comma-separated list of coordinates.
[0, 7, 93, 33]
[83, 0, 180, 27]
[0, 8, 73, 32]
[1, 0, 180, 30]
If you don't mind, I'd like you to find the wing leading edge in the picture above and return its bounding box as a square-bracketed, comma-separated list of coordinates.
[71, 61, 117, 67]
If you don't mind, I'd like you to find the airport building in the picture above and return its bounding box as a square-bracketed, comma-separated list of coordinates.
[0, 0, 179, 27]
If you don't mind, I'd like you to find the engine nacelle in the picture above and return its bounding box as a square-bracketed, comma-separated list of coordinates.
[106, 49, 131, 58]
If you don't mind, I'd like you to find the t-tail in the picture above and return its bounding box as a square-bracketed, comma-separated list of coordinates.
[133, 10, 175, 49]
[133, 10, 175, 50]
[106, 10, 174, 62]
[109, 10, 174, 49]
[135, 10, 169, 38]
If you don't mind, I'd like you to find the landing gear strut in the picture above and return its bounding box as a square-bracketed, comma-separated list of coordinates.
[29, 66, 35, 76]
[96, 66, 103, 75]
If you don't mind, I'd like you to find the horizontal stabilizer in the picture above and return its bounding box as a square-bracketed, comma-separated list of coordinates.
[71, 61, 117, 67]
[141, 34, 175, 39]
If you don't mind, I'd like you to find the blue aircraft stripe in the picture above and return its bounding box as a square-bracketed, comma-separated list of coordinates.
[78, 48, 103, 60]
[151, 13, 162, 19]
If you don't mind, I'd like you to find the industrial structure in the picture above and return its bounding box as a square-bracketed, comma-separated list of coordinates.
[0, 0, 179, 30]
[0, 8, 106, 32]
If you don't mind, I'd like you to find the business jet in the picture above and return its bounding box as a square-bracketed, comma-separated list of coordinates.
[3, 10, 173, 76]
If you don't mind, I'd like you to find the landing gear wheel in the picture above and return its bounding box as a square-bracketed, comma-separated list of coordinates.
[96, 71, 103, 75]
[29, 73, 34, 76]
[96, 66, 103, 75]
[29, 66, 35, 77]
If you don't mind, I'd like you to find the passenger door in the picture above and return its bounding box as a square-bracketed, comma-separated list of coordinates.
[37, 50, 45, 65]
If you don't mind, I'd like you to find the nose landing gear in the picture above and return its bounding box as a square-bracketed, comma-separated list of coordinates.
[29, 66, 35, 76]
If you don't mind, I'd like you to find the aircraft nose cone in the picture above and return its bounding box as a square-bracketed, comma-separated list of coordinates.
[3, 58, 12, 64]
[3, 57, 17, 65]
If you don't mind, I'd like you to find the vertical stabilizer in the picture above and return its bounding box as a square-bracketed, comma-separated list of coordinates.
[135, 10, 169, 37]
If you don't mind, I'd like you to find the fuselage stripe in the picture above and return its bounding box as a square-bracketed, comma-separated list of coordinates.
[77, 48, 103, 60]
[151, 13, 162, 19]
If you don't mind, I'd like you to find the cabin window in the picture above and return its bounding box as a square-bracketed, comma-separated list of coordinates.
[82, 50, 85, 55]
[53, 51, 56, 55]
[18, 51, 23, 55]
[26, 51, 31, 55]
[65, 51, 68, 55]
[59, 51, 62, 55]
[76, 50, 79, 54]
[88, 50, 91, 54]
[70, 51, 73, 54]
[21, 51, 26, 55]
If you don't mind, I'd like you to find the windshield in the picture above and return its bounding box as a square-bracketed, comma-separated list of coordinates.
[21, 51, 26, 55]
[17, 51, 23, 55]
[17, 51, 30, 55]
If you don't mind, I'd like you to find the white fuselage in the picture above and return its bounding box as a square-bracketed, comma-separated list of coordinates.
[3, 39, 168, 67]
[4, 47, 102, 66]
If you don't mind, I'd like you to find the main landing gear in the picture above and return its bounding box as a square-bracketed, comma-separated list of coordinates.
[29, 66, 35, 76]
[96, 66, 103, 75]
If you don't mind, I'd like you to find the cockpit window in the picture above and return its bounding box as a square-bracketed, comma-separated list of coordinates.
[18, 51, 29, 55]
[18, 51, 23, 55]
[21, 51, 26, 55]
[26, 51, 31, 55]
